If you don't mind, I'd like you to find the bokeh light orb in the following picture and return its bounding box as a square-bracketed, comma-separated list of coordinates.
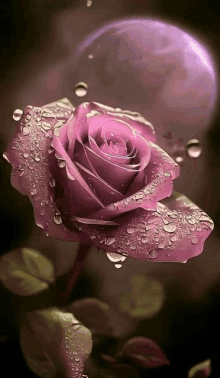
[65, 18, 217, 135]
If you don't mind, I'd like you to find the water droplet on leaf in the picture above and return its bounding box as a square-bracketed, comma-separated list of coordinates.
[88, 54, 94, 59]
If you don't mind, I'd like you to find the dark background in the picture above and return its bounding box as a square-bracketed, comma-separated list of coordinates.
[0, 0, 220, 377]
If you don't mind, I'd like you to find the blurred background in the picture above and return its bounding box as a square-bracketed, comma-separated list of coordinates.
[0, 0, 220, 377]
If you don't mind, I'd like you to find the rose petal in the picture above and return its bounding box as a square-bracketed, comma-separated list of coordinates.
[74, 161, 125, 205]
[90, 102, 157, 143]
[89, 136, 133, 165]
[74, 192, 214, 262]
[4, 100, 85, 241]
[88, 114, 151, 170]
[83, 145, 139, 193]
[51, 127, 106, 213]
[88, 136, 139, 167]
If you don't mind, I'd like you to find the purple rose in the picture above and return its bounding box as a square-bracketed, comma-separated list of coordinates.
[4, 98, 214, 262]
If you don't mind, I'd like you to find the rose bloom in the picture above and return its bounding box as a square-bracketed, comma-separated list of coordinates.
[4, 98, 214, 262]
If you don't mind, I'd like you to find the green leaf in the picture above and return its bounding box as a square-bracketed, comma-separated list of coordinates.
[67, 297, 113, 335]
[0, 248, 55, 296]
[119, 274, 164, 319]
[20, 308, 93, 378]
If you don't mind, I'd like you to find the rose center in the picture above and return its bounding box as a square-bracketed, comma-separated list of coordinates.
[99, 134, 128, 156]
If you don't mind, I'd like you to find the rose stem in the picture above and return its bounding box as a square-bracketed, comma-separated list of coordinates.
[56, 243, 91, 308]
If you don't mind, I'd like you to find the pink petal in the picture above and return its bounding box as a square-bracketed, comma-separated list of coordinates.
[83, 145, 139, 193]
[74, 192, 214, 262]
[4, 100, 86, 241]
[88, 136, 138, 166]
[89, 101, 157, 143]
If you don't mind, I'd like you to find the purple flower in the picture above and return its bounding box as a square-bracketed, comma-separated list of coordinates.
[4, 98, 214, 262]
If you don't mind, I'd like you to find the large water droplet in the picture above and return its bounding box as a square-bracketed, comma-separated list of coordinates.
[106, 252, 123, 262]
[88, 54, 94, 59]
[186, 139, 202, 158]
[87, 0, 92, 6]
[149, 250, 158, 258]
[75, 82, 88, 97]
[115, 263, 122, 268]
[13, 109, 23, 121]
[23, 153, 29, 158]
[22, 126, 30, 135]
[163, 224, 176, 233]
[54, 214, 62, 224]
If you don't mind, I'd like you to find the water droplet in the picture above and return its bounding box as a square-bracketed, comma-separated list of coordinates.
[75, 82, 88, 97]
[88, 54, 94, 59]
[3, 153, 10, 162]
[149, 250, 158, 258]
[34, 155, 41, 162]
[186, 216, 197, 225]
[58, 160, 66, 168]
[170, 235, 178, 242]
[13, 109, 23, 121]
[54, 214, 62, 224]
[31, 188, 37, 196]
[106, 252, 123, 262]
[115, 263, 122, 268]
[49, 178, 55, 187]
[22, 126, 30, 135]
[41, 121, 51, 131]
[186, 139, 202, 158]
[158, 240, 167, 248]
[163, 171, 171, 177]
[23, 153, 29, 158]
[163, 224, 176, 233]
[162, 217, 169, 224]
[127, 227, 135, 234]
[141, 237, 148, 244]
[191, 237, 198, 245]
[176, 156, 184, 164]
[40, 210, 45, 216]
[105, 237, 116, 245]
